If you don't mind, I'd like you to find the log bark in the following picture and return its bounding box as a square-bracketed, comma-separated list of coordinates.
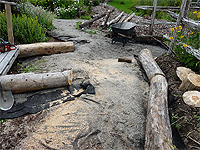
[101, 10, 112, 27]
[118, 15, 126, 23]
[18, 42, 74, 58]
[0, 69, 72, 93]
[118, 57, 132, 63]
[138, 49, 172, 150]
[179, 73, 200, 92]
[107, 11, 124, 26]
[79, 13, 106, 29]
[183, 91, 200, 107]
[124, 12, 135, 22]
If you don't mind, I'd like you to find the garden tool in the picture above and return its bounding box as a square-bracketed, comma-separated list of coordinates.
[0, 82, 14, 111]
[0, 38, 18, 53]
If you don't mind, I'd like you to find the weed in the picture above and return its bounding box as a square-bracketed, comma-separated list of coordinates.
[17, 63, 48, 73]
[75, 21, 82, 30]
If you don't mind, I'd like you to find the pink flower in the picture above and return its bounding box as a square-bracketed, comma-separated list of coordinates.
[37, 12, 39, 14]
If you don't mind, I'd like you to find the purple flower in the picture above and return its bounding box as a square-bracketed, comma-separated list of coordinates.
[45, 13, 46, 15]
[37, 12, 39, 14]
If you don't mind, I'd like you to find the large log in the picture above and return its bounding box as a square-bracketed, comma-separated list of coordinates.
[101, 9, 113, 27]
[138, 49, 173, 150]
[0, 70, 72, 93]
[18, 42, 74, 58]
[79, 13, 106, 29]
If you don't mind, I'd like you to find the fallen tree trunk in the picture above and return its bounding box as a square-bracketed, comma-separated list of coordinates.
[107, 11, 124, 26]
[79, 13, 106, 29]
[138, 49, 173, 150]
[124, 12, 135, 22]
[18, 42, 74, 58]
[0, 69, 72, 93]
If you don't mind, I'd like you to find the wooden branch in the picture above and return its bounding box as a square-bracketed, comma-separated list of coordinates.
[107, 11, 124, 26]
[79, 13, 106, 29]
[124, 13, 135, 22]
[149, 0, 157, 35]
[18, 42, 74, 58]
[118, 57, 132, 63]
[118, 15, 127, 23]
[179, 73, 200, 92]
[101, 9, 113, 27]
[0, 0, 17, 5]
[0, 70, 72, 93]
[168, 11, 200, 31]
[138, 21, 176, 25]
[176, 67, 194, 81]
[138, 49, 172, 150]
[135, 5, 200, 11]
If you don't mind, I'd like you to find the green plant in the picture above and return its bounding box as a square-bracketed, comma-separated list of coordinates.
[171, 113, 182, 129]
[170, 24, 200, 72]
[16, 1, 56, 30]
[75, 21, 82, 29]
[194, 115, 200, 132]
[0, 11, 47, 44]
[17, 63, 47, 73]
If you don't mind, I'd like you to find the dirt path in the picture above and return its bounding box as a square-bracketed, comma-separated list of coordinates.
[1, 19, 168, 149]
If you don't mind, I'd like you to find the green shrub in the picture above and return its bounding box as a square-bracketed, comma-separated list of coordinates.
[0, 11, 47, 44]
[16, 1, 56, 30]
[55, 1, 90, 19]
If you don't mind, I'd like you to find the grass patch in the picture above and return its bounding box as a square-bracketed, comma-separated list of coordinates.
[108, 0, 133, 14]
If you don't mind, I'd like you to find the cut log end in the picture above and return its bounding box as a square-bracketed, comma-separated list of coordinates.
[183, 91, 200, 107]
[176, 67, 194, 81]
[179, 73, 200, 92]
[68, 69, 73, 85]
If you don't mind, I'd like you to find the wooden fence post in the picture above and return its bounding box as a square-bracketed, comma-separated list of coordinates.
[5, 4, 14, 44]
[149, 0, 157, 35]
[168, 0, 187, 53]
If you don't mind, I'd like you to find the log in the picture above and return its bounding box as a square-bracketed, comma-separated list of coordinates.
[118, 15, 126, 23]
[183, 91, 200, 107]
[79, 13, 106, 29]
[107, 11, 124, 26]
[176, 67, 194, 81]
[179, 73, 200, 92]
[118, 57, 132, 63]
[124, 12, 135, 22]
[138, 49, 172, 150]
[18, 42, 74, 58]
[101, 10, 112, 27]
[0, 69, 72, 93]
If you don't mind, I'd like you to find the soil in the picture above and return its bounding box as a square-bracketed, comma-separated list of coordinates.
[0, 4, 200, 150]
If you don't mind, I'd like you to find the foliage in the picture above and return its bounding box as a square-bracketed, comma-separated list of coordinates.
[83, 0, 101, 6]
[75, 21, 82, 29]
[55, 1, 90, 19]
[16, 1, 56, 30]
[0, 11, 47, 44]
[169, 10, 200, 72]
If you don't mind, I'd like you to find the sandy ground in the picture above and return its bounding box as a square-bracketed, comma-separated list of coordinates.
[4, 19, 168, 149]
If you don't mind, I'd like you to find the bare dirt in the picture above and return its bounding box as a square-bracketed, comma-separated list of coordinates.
[0, 4, 199, 150]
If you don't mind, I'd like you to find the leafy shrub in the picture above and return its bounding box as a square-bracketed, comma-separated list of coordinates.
[170, 24, 200, 72]
[0, 11, 47, 44]
[55, 1, 89, 19]
[16, 1, 56, 30]
[83, 0, 101, 6]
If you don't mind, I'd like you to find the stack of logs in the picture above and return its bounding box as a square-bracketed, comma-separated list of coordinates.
[79, 9, 135, 29]
[176, 67, 200, 107]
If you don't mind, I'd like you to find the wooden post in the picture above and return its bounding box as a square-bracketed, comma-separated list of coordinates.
[184, 0, 192, 18]
[5, 4, 14, 44]
[168, 0, 187, 53]
[149, 0, 157, 35]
